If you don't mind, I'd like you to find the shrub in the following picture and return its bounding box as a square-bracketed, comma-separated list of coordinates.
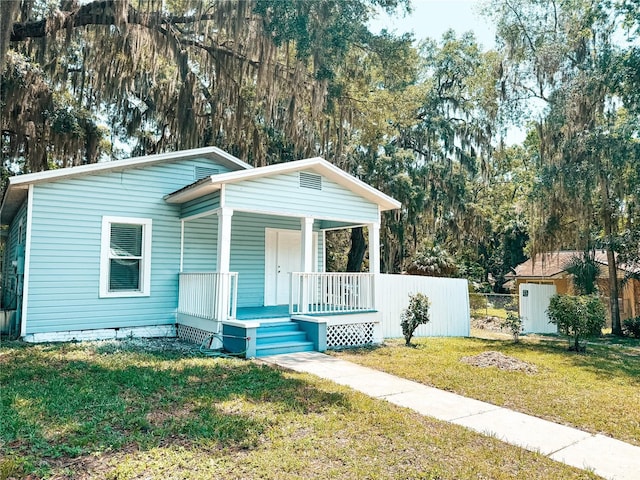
[401, 293, 431, 346]
[547, 294, 606, 352]
[501, 312, 523, 343]
[622, 317, 640, 339]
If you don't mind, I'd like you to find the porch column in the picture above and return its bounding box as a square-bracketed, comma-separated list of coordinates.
[301, 217, 314, 273]
[368, 222, 380, 274]
[300, 217, 314, 313]
[217, 207, 233, 273]
[216, 208, 234, 324]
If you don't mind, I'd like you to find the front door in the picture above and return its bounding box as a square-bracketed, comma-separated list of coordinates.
[265, 228, 317, 305]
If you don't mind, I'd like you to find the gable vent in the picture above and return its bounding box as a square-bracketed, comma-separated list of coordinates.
[299, 172, 322, 190]
[194, 166, 220, 181]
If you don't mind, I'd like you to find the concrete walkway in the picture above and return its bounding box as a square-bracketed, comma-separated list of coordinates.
[261, 351, 640, 480]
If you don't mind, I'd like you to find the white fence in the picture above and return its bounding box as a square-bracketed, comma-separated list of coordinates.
[376, 274, 470, 338]
[290, 272, 375, 314]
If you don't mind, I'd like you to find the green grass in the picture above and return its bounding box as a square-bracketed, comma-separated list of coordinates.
[471, 307, 510, 319]
[0, 339, 600, 479]
[332, 335, 640, 447]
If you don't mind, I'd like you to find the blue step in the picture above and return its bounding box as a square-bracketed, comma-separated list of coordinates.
[252, 319, 316, 357]
[257, 320, 300, 334]
[256, 330, 308, 345]
[255, 340, 315, 357]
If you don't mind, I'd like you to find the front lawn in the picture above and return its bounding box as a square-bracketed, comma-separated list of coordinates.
[332, 335, 640, 446]
[0, 339, 599, 479]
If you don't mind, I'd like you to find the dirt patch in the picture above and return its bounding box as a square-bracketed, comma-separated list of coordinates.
[91, 337, 198, 355]
[461, 351, 538, 374]
[471, 316, 508, 332]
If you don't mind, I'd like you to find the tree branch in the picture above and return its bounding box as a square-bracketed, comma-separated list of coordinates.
[10, 0, 218, 42]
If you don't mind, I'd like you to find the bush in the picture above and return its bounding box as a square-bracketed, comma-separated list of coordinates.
[401, 293, 431, 346]
[547, 294, 606, 352]
[622, 317, 640, 339]
[501, 312, 523, 343]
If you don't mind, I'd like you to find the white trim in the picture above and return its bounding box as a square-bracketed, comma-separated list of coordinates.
[322, 230, 327, 273]
[319, 223, 367, 232]
[301, 217, 314, 273]
[100, 216, 153, 298]
[220, 184, 226, 208]
[209, 204, 377, 226]
[181, 209, 219, 222]
[216, 208, 233, 273]
[180, 220, 185, 272]
[368, 222, 381, 275]
[291, 315, 328, 324]
[20, 185, 34, 338]
[165, 157, 401, 211]
[222, 319, 261, 329]
[23, 325, 176, 343]
[8, 147, 251, 187]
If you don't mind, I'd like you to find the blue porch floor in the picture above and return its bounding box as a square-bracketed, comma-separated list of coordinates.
[235, 305, 377, 320]
[236, 305, 290, 320]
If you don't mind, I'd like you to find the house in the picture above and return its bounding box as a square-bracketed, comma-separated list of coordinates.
[506, 251, 640, 321]
[0, 147, 401, 356]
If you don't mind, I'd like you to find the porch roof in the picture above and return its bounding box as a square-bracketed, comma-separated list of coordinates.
[164, 157, 401, 212]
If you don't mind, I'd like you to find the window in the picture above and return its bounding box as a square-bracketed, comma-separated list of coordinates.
[100, 216, 152, 297]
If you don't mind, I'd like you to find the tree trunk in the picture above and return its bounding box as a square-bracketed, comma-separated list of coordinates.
[606, 244, 623, 335]
[601, 177, 623, 336]
[0, 0, 20, 71]
[346, 227, 366, 272]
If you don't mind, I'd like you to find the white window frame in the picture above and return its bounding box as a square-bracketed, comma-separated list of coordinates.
[100, 216, 152, 298]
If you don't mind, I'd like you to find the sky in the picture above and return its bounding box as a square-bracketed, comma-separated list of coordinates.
[369, 0, 496, 50]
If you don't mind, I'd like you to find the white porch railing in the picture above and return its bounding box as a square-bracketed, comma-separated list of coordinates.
[290, 272, 375, 314]
[178, 272, 238, 321]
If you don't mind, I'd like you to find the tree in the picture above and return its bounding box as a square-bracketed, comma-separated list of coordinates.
[547, 294, 606, 352]
[491, 0, 640, 335]
[400, 292, 431, 346]
[2, 0, 411, 172]
[565, 253, 599, 295]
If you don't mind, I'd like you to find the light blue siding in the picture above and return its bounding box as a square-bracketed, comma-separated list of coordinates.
[180, 191, 220, 219]
[225, 170, 380, 223]
[182, 214, 217, 271]
[2, 201, 27, 308]
[230, 212, 324, 308]
[25, 158, 232, 334]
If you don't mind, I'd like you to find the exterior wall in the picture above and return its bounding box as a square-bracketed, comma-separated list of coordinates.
[225, 170, 380, 223]
[376, 274, 470, 338]
[2, 200, 28, 309]
[515, 273, 640, 323]
[180, 191, 221, 219]
[229, 212, 324, 308]
[182, 214, 218, 271]
[24, 157, 232, 335]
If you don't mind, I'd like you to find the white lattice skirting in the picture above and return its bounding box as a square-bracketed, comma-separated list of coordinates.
[177, 324, 215, 347]
[327, 322, 374, 348]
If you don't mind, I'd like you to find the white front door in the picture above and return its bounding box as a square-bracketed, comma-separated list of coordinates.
[265, 228, 317, 305]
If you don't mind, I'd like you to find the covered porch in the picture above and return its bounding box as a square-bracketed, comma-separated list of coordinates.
[164, 158, 400, 356]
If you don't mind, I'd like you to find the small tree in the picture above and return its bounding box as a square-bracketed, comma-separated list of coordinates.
[401, 293, 431, 346]
[501, 312, 523, 343]
[547, 295, 606, 352]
